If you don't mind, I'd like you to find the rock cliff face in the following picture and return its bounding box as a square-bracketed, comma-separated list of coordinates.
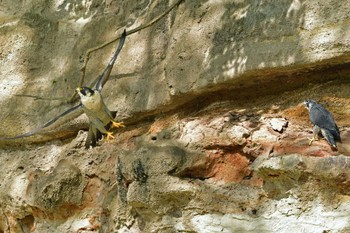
[1, 0, 350, 232]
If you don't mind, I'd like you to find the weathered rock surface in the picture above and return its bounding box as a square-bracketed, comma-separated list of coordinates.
[0, 0, 350, 232]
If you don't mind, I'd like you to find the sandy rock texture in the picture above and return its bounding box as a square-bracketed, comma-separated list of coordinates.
[1, 0, 350, 232]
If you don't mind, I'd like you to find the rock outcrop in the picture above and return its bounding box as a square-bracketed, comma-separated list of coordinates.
[0, 0, 350, 232]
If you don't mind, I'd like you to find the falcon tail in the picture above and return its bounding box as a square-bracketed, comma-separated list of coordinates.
[334, 125, 341, 143]
[84, 111, 117, 148]
[321, 129, 337, 149]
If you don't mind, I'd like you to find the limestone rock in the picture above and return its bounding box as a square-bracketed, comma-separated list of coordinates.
[268, 118, 288, 133]
[227, 125, 250, 145]
[251, 125, 279, 142]
[26, 159, 85, 214]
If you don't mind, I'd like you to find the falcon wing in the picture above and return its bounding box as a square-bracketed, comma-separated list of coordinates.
[310, 104, 335, 129]
[0, 103, 83, 140]
[95, 29, 127, 92]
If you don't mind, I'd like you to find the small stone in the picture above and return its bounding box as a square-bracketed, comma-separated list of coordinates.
[71, 219, 92, 232]
[252, 126, 279, 142]
[227, 125, 250, 145]
[269, 118, 288, 133]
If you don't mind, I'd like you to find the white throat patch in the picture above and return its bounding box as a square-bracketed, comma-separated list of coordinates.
[79, 91, 102, 110]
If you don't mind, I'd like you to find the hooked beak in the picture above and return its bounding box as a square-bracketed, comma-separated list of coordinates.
[76, 87, 82, 93]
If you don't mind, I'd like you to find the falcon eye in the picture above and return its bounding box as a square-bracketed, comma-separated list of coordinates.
[81, 87, 94, 96]
[304, 100, 314, 108]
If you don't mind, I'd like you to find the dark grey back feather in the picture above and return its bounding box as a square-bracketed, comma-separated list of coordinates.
[321, 129, 337, 148]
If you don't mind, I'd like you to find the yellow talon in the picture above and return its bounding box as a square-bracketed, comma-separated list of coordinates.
[308, 136, 318, 146]
[105, 132, 115, 141]
[111, 121, 125, 128]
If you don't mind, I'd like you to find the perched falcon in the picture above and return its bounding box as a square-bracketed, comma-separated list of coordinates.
[304, 99, 341, 149]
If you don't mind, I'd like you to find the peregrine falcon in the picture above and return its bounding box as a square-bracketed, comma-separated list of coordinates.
[304, 99, 341, 149]
[1, 29, 127, 148]
[76, 86, 124, 148]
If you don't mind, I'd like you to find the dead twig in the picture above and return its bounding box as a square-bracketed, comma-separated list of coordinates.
[16, 0, 185, 103]
[15, 94, 68, 101]
[71, 0, 184, 102]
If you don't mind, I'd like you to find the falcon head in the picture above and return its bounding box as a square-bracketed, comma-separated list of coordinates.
[76, 87, 95, 97]
[304, 99, 317, 110]
[76, 87, 101, 110]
